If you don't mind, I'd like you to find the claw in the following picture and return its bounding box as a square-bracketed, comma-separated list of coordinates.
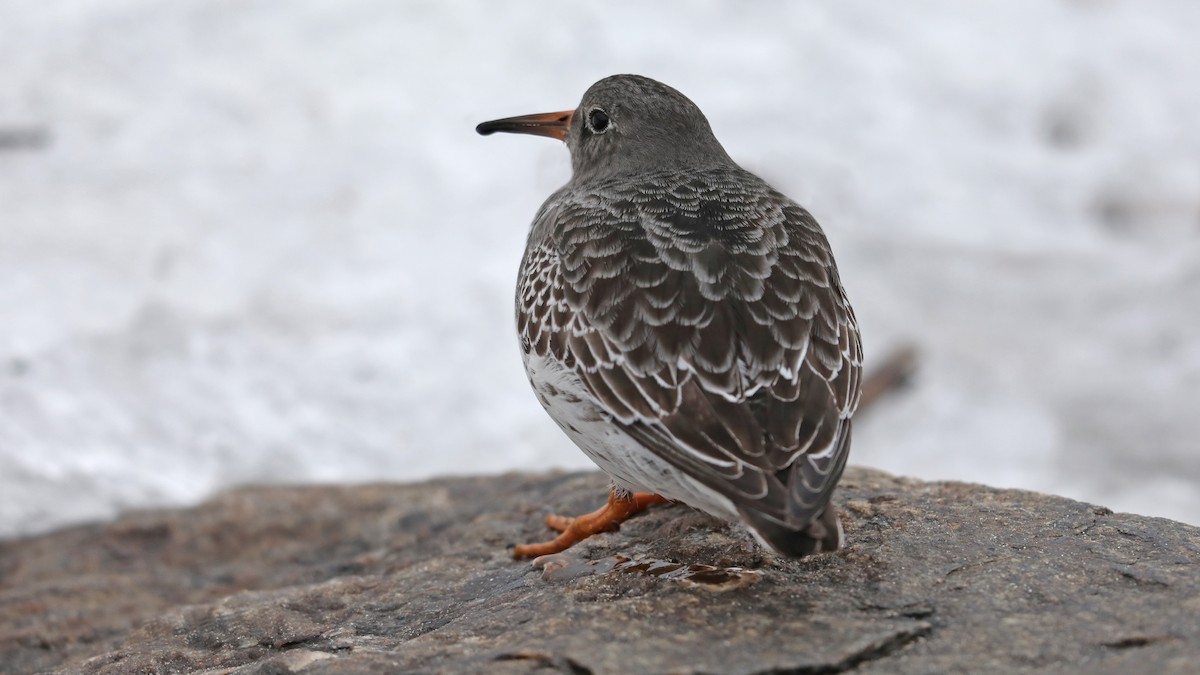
[513, 490, 668, 558]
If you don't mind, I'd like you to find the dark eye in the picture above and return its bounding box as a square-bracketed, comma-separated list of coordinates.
[586, 108, 610, 133]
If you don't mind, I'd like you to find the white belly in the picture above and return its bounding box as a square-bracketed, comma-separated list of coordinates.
[523, 352, 740, 521]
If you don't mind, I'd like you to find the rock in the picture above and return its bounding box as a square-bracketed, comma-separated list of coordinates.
[1, 468, 1198, 674]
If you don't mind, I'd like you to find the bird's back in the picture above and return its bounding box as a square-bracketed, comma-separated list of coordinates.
[516, 164, 862, 555]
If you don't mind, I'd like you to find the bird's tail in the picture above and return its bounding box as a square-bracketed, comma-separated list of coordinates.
[742, 505, 844, 558]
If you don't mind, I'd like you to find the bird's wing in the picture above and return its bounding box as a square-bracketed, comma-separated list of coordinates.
[517, 168, 862, 527]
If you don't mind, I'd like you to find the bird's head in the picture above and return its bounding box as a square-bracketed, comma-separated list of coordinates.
[477, 74, 732, 181]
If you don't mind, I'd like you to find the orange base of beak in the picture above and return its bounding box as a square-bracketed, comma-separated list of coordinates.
[476, 109, 574, 141]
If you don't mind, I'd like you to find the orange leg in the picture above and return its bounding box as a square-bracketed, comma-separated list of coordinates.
[512, 489, 668, 558]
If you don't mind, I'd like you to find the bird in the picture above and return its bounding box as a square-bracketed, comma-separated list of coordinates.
[477, 75, 862, 559]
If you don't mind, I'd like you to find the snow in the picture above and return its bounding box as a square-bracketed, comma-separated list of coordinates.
[2, 0, 1199, 537]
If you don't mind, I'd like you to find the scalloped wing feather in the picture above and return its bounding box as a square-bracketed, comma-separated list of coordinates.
[516, 167, 862, 530]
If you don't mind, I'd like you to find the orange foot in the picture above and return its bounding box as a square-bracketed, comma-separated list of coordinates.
[512, 489, 668, 558]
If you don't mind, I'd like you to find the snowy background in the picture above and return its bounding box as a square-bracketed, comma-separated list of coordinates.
[2, 1, 1199, 538]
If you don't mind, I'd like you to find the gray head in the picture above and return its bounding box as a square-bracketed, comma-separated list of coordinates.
[477, 74, 733, 181]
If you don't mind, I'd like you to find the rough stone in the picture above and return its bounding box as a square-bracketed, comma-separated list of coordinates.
[1, 468, 1197, 674]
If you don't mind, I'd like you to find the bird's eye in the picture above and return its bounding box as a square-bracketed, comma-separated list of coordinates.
[586, 108, 610, 134]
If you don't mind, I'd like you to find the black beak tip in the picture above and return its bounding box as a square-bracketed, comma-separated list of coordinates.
[476, 121, 497, 136]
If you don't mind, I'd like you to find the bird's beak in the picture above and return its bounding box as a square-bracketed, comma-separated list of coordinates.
[476, 110, 574, 141]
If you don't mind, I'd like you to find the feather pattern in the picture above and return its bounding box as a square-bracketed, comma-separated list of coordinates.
[517, 165, 863, 535]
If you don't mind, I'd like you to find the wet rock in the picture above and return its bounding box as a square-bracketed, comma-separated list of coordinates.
[1, 468, 1197, 674]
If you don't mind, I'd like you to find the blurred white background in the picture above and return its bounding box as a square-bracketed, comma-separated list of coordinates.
[2, 1, 1199, 538]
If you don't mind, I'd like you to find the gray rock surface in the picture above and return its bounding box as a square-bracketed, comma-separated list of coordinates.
[1, 468, 1198, 674]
